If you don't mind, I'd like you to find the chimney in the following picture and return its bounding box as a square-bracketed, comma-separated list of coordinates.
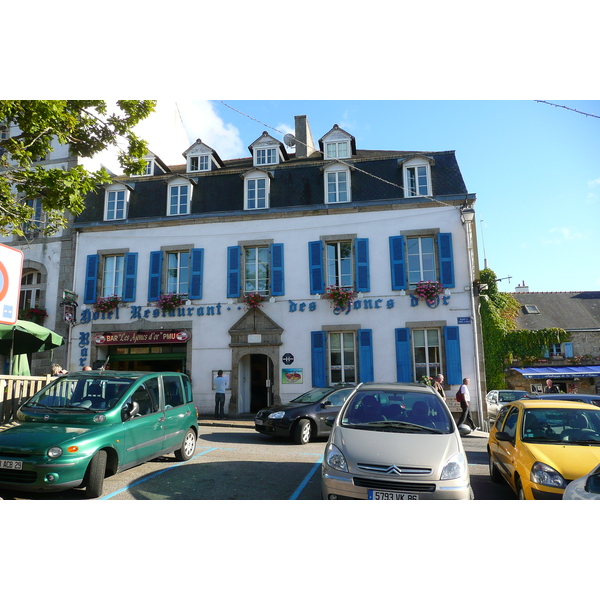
[294, 115, 316, 158]
[515, 280, 530, 293]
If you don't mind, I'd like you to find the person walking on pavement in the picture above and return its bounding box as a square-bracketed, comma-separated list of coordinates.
[456, 377, 477, 430]
[433, 374, 446, 401]
[214, 370, 227, 420]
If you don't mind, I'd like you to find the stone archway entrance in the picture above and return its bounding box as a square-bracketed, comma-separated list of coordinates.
[228, 307, 283, 415]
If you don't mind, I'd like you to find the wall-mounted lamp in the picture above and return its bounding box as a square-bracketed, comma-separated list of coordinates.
[460, 207, 476, 224]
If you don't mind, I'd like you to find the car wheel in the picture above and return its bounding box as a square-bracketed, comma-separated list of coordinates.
[515, 477, 526, 500]
[85, 450, 107, 499]
[293, 419, 312, 445]
[175, 428, 197, 461]
[488, 451, 503, 483]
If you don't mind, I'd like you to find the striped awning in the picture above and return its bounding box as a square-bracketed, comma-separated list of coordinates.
[512, 365, 600, 379]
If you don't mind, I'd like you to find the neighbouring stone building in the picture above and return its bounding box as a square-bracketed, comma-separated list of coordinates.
[506, 285, 600, 394]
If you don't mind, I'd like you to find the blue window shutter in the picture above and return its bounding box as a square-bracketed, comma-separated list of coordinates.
[395, 328, 413, 382]
[354, 238, 370, 292]
[308, 241, 325, 295]
[358, 329, 374, 382]
[270, 243, 285, 296]
[227, 245, 241, 298]
[84, 254, 99, 304]
[437, 233, 455, 288]
[311, 331, 327, 387]
[189, 248, 204, 300]
[444, 326, 462, 385]
[543, 346, 549, 358]
[122, 252, 138, 302]
[563, 342, 574, 358]
[148, 251, 163, 302]
[389, 236, 406, 290]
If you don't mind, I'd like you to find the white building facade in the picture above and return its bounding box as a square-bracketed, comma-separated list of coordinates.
[69, 115, 485, 422]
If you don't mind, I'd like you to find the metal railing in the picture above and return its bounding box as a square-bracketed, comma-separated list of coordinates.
[0, 375, 56, 425]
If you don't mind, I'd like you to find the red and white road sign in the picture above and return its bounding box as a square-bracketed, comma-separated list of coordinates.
[0, 243, 24, 325]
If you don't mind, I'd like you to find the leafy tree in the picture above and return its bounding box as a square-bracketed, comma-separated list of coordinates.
[0, 100, 156, 237]
[479, 268, 569, 390]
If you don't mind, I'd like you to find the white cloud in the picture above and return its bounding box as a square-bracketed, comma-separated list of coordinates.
[542, 227, 588, 244]
[588, 177, 600, 187]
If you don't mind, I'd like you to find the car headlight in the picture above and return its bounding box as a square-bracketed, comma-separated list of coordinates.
[531, 462, 566, 488]
[441, 452, 466, 480]
[268, 411, 286, 419]
[47, 447, 63, 458]
[325, 443, 348, 472]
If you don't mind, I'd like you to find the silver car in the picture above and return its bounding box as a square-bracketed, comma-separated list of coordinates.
[486, 390, 529, 421]
[321, 383, 472, 500]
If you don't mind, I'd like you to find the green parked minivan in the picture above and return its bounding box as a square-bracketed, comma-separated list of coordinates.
[0, 371, 198, 498]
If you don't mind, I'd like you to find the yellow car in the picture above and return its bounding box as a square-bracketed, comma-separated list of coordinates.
[488, 399, 600, 499]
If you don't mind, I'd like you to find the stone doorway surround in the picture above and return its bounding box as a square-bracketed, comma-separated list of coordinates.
[228, 307, 283, 414]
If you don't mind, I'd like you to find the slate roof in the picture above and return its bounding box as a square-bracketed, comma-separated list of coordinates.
[74, 148, 469, 224]
[512, 291, 600, 331]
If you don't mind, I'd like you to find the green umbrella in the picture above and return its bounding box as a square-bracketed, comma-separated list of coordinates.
[11, 353, 30, 376]
[0, 320, 64, 374]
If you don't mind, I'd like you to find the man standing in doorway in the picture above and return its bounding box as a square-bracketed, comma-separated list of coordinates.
[214, 370, 227, 420]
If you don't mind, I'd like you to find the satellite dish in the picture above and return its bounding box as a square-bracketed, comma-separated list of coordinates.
[283, 133, 296, 147]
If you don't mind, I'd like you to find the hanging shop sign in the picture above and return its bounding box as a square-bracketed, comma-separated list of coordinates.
[93, 330, 191, 345]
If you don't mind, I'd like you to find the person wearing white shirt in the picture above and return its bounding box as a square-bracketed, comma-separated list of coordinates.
[214, 370, 227, 420]
[456, 377, 477, 430]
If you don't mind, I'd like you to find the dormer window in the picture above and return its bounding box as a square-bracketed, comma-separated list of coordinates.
[400, 155, 434, 198]
[244, 169, 271, 210]
[189, 155, 210, 172]
[319, 124, 356, 161]
[256, 148, 278, 165]
[184, 139, 223, 173]
[323, 162, 351, 204]
[104, 184, 130, 220]
[143, 159, 153, 176]
[167, 177, 193, 216]
[325, 141, 349, 159]
[249, 132, 288, 167]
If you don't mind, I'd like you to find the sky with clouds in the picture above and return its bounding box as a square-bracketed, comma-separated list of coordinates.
[113, 99, 599, 295]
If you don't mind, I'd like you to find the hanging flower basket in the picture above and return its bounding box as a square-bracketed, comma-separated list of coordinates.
[19, 307, 48, 324]
[94, 295, 122, 312]
[419, 375, 434, 387]
[323, 285, 354, 310]
[244, 292, 264, 309]
[414, 281, 444, 302]
[156, 293, 186, 312]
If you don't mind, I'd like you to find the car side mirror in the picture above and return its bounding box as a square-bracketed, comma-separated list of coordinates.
[123, 401, 140, 421]
[495, 431, 514, 443]
[325, 416, 335, 427]
[321, 400, 332, 407]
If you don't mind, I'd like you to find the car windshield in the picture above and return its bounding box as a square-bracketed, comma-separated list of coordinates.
[341, 390, 453, 433]
[522, 407, 600, 445]
[290, 387, 342, 404]
[25, 376, 135, 412]
[499, 391, 527, 403]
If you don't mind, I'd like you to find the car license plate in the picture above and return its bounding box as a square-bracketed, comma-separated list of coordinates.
[255, 419, 263, 426]
[0, 459, 23, 470]
[368, 490, 418, 500]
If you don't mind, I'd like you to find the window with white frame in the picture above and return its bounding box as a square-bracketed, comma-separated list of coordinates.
[326, 240, 353, 288]
[412, 328, 441, 380]
[407, 236, 436, 285]
[168, 182, 190, 216]
[105, 188, 128, 221]
[102, 255, 125, 298]
[324, 165, 350, 204]
[189, 155, 210, 172]
[244, 246, 269, 294]
[255, 148, 278, 166]
[329, 331, 357, 385]
[325, 141, 349, 159]
[166, 251, 190, 295]
[19, 271, 42, 310]
[22, 197, 44, 237]
[403, 159, 431, 197]
[245, 174, 269, 210]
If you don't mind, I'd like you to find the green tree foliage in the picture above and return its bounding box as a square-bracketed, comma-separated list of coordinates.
[479, 268, 569, 390]
[0, 100, 156, 237]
